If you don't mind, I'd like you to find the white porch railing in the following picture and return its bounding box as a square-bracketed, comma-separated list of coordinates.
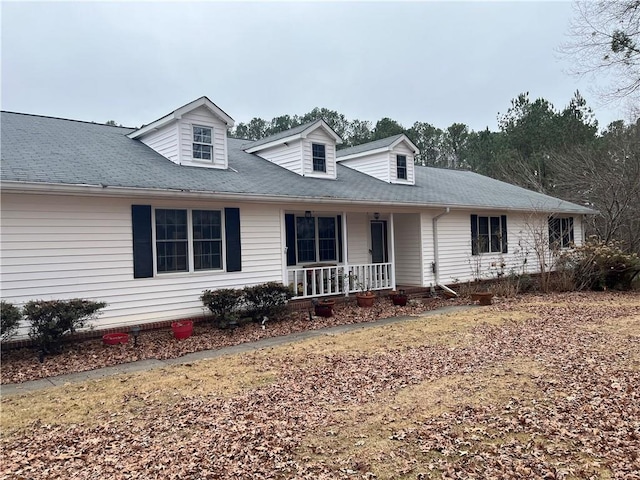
[288, 263, 393, 299]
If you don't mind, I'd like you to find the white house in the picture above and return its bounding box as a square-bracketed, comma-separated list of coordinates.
[0, 96, 593, 332]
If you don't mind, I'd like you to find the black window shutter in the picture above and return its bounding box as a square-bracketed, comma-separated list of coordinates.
[501, 215, 508, 253]
[285, 213, 296, 266]
[132, 205, 153, 278]
[471, 214, 478, 255]
[225, 208, 242, 272]
[337, 215, 343, 263]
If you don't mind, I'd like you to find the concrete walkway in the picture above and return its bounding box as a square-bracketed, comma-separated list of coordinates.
[0, 305, 474, 397]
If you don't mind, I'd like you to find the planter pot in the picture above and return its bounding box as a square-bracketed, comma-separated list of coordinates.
[171, 320, 193, 340]
[392, 295, 408, 306]
[356, 293, 375, 308]
[103, 332, 129, 345]
[470, 292, 493, 306]
[314, 300, 335, 317]
[388, 290, 398, 299]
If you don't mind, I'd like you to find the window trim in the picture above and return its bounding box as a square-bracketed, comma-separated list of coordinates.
[153, 207, 225, 275]
[396, 154, 408, 180]
[294, 214, 338, 264]
[192, 124, 213, 161]
[312, 143, 327, 173]
[548, 216, 575, 250]
[471, 214, 507, 255]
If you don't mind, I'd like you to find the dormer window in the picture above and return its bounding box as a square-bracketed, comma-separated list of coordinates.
[193, 125, 212, 160]
[312, 143, 326, 172]
[397, 155, 407, 180]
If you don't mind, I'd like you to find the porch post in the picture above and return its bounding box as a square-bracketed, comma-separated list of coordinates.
[389, 212, 396, 290]
[342, 211, 349, 296]
[280, 209, 288, 288]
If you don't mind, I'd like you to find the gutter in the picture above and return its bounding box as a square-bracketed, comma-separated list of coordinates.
[432, 207, 458, 297]
[0, 181, 597, 215]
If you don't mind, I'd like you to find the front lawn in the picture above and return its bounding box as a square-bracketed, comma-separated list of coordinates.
[1, 291, 639, 479]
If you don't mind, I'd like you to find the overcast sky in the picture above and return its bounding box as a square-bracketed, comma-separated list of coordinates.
[1, 1, 625, 132]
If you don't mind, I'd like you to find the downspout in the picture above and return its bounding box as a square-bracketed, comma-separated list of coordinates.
[432, 207, 458, 297]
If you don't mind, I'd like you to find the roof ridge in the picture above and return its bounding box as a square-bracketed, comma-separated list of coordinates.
[0, 111, 134, 129]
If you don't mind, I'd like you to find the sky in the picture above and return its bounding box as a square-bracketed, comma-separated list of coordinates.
[0, 1, 626, 132]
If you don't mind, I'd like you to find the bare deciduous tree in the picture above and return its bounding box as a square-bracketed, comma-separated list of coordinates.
[552, 120, 640, 254]
[562, 1, 640, 102]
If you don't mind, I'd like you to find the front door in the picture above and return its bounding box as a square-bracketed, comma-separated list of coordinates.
[370, 220, 388, 264]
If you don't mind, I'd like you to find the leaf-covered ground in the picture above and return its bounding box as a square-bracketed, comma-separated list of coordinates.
[1, 291, 639, 479]
[1, 297, 456, 385]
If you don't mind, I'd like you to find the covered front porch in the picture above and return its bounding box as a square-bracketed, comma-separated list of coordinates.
[284, 208, 425, 300]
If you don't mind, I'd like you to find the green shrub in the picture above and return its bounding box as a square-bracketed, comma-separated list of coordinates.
[200, 288, 243, 328]
[558, 239, 640, 291]
[242, 282, 292, 321]
[1, 301, 22, 342]
[24, 299, 106, 360]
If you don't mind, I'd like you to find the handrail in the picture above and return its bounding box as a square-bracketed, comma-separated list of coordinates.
[288, 263, 392, 299]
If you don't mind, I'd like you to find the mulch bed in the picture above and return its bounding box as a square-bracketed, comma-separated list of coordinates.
[1, 295, 465, 385]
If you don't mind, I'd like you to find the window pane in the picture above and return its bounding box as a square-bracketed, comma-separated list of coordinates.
[549, 217, 561, 248]
[296, 217, 316, 263]
[318, 217, 336, 261]
[156, 209, 188, 273]
[477, 216, 489, 253]
[561, 217, 574, 248]
[490, 216, 501, 252]
[397, 155, 407, 179]
[193, 126, 212, 144]
[193, 210, 222, 270]
[312, 143, 326, 172]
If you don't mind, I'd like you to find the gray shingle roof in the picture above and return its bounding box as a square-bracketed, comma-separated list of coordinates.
[241, 120, 321, 150]
[0, 112, 594, 214]
[336, 134, 405, 158]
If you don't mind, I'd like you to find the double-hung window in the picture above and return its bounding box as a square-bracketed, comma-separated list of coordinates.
[155, 208, 222, 273]
[548, 216, 574, 249]
[396, 155, 407, 180]
[193, 125, 213, 160]
[295, 215, 337, 263]
[471, 214, 508, 255]
[312, 143, 326, 172]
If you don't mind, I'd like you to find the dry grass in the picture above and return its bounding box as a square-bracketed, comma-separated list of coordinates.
[2, 292, 638, 479]
[1, 354, 277, 433]
[300, 358, 546, 479]
[0, 309, 528, 435]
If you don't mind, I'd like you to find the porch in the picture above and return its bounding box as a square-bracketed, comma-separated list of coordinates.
[287, 262, 393, 299]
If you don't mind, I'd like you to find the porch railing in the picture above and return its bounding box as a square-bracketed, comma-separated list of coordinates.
[288, 263, 393, 299]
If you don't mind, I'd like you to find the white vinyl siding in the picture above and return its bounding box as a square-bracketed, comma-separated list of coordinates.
[420, 212, 436, 286]
[393, 213, 422, 286]
[338, 141, 416, 185]
[0, 193, 283, 334]
[340, 151, 391, 182]
[302, 129, 337, 179]
[345, 212, 369, 264]
[179, 106, 228, 169]
[137, 123, 179, 164]
[390, 143, 415, 184]
[253, 139, 303, 175]
[431, 210, 583, 285]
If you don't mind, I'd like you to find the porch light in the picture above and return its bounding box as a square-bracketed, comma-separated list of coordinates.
[374, 212, 380, 220]
[131, 325, 141, 347]
[305, 210, 312, 218]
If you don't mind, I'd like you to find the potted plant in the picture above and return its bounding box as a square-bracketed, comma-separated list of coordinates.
[353, 276, 375, 307]
[392, 289, 408, 306]
[314, 298, 335, 317]
[171, 320, 193, 340]
[470, 291, 493, 305]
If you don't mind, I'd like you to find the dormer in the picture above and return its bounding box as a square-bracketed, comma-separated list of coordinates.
[127, 97, 234, 169]
[336, 134, 419, 185]
[243, 119, 342, 179]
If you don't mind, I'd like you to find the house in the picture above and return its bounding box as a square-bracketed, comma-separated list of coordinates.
[0, 96, 594, 332]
